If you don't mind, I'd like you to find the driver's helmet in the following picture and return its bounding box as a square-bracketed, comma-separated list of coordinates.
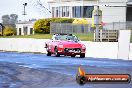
[52, 35, 56, 40]
[52, 34, 59, 40]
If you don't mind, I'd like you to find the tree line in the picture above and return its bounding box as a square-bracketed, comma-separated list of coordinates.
[0, 14, 18, 36]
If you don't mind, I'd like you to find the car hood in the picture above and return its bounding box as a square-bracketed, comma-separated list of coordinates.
[59, 40, 83, 48]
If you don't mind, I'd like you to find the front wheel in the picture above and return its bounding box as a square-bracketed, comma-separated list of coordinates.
[80, 54, 85, 58]
[71, 55, 76, 57]
[54, 47, 60, 57]
[46, 45, 51, 56]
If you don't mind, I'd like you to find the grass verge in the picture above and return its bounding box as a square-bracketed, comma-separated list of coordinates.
[0, 33, 94, 41]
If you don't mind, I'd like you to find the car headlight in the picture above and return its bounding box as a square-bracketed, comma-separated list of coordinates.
[58, 45, 63, 48]
[82, 45, 86, 49]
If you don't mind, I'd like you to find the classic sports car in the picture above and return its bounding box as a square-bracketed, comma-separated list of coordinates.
[45, 34, 86, 58]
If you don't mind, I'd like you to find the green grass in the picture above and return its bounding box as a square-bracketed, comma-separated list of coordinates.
[0, 33, 94, 41]
[74, 33, 94, 41]
[1, 34, 52, 39]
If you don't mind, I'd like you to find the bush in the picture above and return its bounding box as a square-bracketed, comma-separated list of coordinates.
[34, 18, 74, 34]
[0, 32, 2, 36]
[3, 26, 16, 36]
[50, 18, 74, 23]
[34, 19, 50, 34]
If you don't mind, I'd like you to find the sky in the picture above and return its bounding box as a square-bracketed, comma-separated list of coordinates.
[0, 0, 51, 22]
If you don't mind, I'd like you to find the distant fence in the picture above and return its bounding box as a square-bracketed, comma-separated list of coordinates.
[50, 23, 93, 34]
[103, 22, 132, 30]
[50, 22, 132, 34]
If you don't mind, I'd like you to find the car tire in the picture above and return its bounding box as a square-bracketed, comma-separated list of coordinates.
[80, 54, 85, 58]
[47, 51, 51, 56]
[54, 47, 60, 57]
[71, 55, 76, 57]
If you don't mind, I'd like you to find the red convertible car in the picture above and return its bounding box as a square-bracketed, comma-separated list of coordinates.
[45, 34, 86, 58]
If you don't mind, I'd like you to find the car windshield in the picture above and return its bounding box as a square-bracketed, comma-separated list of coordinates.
[54, 35, 79, 42]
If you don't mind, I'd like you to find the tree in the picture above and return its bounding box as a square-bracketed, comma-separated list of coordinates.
[2, 14, 18, 27]
[0, 23, 5, 36]
[10, 14, 18, 26]
[2, 15, 10, 25]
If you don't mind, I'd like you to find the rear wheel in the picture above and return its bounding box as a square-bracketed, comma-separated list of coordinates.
[54, 47, 60, 57]
[47, 51, 51, 56]
[80, 54, 85, 58]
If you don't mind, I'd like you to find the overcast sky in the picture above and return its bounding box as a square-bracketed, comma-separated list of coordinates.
[0, 0, 51, 22]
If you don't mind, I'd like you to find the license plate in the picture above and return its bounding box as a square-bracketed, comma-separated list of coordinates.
[74, 51, 80, 53]
[69, 50, 74, 52]
[69, 50, 80, 53]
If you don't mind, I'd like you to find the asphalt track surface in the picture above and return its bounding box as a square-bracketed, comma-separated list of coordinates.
[0, 52, 132, 88]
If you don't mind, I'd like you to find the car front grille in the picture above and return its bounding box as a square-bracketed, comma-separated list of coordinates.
[64, 48, 81, 53]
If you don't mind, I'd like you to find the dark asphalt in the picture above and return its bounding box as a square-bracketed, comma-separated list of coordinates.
[0, 51, 132, 88]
